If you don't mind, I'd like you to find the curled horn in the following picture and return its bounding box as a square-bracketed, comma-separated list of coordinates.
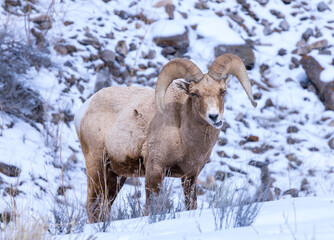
[208, 54, 257, 108]
[155, 58, 204, 113]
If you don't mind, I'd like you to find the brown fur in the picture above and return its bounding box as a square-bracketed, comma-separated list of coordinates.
[75, 56, 256, 222]
[76, 77, 229, 222]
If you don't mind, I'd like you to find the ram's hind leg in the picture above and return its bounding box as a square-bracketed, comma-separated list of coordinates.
[106, 168, 127, 217]
[86, 155, 126, 223]
[86, 156, 104, 223]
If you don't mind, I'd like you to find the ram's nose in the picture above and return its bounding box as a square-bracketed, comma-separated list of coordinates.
[209, 114, 219, 122]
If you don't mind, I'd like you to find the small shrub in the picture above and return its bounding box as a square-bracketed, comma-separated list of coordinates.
[48, 197, 86, 235]
[0, 212, 49, 240]
[148, 181, 181, 224]
[0, 31, 51, 124]
[209, 182, 261, 230]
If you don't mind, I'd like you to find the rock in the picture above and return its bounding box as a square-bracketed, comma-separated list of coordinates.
[281, 0, 293, 3]
[214, 43, 255, 70]
[263, 25, 273, 36]
[0, 211, 12, 224]
[153, 29, 189, 56]
[300, 55, 334, 110]
[116, 10, 129, 20]
[0, 162, 21, 177]
[293, 39, 328, 55]
[221, 122, 230, 133]
[286, 153, 302, 167]
[161, 46, 177, 57]
[217, 150, 230, 158]
[270, 9, 284, 19]
[31, 15, 52, 30]
[215, 171, 233, 181]
[4, 0, 21, 8]
[308, 147, 319, 152]
[247, 144, 274, 154]
[291, 57, 300, 68]
[235, 113, 244, 121]
[300, 55, 324, 90]
[66, 45, 78, 55]
[317, 1, 330, 12]
[54, 44, 67, 55]
[195, 1, 209, 10]
[217, 137, 228, 146]
[302, 28, 314, 41]
[4, 186, 23, 197]
[165, 4, 175, 19]
[256, 0, 269, 5]
[99, 49, 115, 65]
[129, 43, 137, 51]
[95, 68, 112, 92]
[264, 98, 274, 108]
[64, 20, 74, 26]
[246, 135, 259, 142]
[279, 20, 289, 31]
[278, 48, 287, 56]
[283, 188, 299, 198]
[253, 92, 262, 100]
[287, 125, 299, 133]
[227, 13, 244, 24]
[248, 160, 269, 168]
[310, 39, 328, 50]
[287, 137, 303, 144]
[329, 138, 334, 150]
[115, 40, 128, 57]
[57, 185, 72, 196]
[237, 0, 260, 21]
[315, 27, 323, 38]
[300, 178, 309, 192]
[78, 37, 101, 49]
[142, 49, 156, 60]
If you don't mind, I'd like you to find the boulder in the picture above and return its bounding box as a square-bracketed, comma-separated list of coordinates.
[214, 43, 255, 70]
[153, 28, 189, 57]
[300, 55, 334, 110]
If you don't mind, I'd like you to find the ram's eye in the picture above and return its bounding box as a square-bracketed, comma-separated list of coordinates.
[220, 89, 226, 95]
[190, 92, 200, 98]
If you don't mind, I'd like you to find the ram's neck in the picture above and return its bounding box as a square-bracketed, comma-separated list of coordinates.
[180, 98, 220, 154]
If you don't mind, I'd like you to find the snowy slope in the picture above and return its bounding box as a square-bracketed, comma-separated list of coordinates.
[56, 197, 334, 240]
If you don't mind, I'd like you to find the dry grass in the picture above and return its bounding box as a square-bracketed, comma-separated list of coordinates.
[0, 212, 50, 240]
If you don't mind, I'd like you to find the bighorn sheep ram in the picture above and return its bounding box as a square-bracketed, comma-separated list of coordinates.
[74, 54, 257, 222]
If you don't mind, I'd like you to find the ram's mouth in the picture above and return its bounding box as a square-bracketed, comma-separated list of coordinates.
[213, 120, 223, 128]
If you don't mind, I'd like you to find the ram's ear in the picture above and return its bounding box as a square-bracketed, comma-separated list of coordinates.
[176, 81, 190, 95]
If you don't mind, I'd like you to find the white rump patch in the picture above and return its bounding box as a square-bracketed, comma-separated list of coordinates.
[74, 96, 93, 134]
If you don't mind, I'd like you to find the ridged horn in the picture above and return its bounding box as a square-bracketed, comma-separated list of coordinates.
[155, 58, 204, 113]
[208, 54, 257, 108]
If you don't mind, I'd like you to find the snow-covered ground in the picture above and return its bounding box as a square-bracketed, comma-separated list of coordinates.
[0, 0, 334, 239]
[58, 197, 334, 240]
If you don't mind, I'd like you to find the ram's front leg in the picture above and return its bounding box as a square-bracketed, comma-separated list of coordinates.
[182, 176, 197, 210]
[144, 161, 165, 215]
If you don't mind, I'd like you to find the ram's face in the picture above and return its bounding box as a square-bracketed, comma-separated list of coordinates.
[188, 75, 228, 129]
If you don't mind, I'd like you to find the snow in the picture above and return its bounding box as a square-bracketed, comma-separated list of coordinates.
[55, 197, 334, 240]
[196, 16, 245, 45]
[149, 19, 186, 38]
[320, 67, 334, 83]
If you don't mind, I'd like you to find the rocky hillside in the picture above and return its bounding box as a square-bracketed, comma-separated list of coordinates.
[0, 0, 333, 228]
